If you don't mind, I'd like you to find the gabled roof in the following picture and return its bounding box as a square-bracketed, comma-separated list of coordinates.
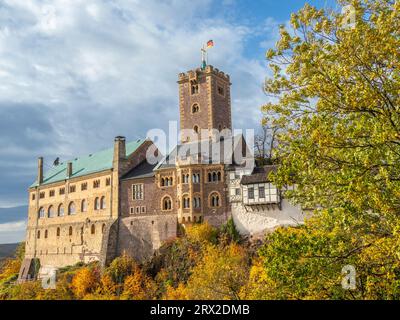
[240, 165, 277, 185]
[121, 160, 157, 180]
[31, 139, 146, 188]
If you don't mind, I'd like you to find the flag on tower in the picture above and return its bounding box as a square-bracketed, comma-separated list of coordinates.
[207, 40, 214, 48]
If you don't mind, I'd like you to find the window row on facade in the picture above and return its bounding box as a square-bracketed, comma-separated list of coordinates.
[32, 177, 111, 201]
[181, 173, 201, 184]
[130, 206, 147, 214]
[181, 216, 203, 223]
[38, 196, 107, 218]
[162, 192, 221, 211]
[36, 223, 106, 239]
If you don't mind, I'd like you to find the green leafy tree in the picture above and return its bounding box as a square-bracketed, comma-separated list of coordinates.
[259, 0, 400, 299]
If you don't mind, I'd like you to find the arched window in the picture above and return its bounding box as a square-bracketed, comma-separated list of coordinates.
[38, 207, 45, 219]
[68, 202, 76, 215]
[193, 173, 200, 183]
[58, 204, 64, 217]
[162, 196, 172, 211]
[56, 227, 60, 237]
[94, 197, 100, 210]
[210, 192, 221, 208]
[44, 230, 48, 239]
[100, 196, 106, 209]
[208, 172, 212, 182]
[37, 230, 40, 239]
[182, 217, 186, 223]
[68, 226, 73, 236]
[81, 199, 87, 212]
[217, 171, 221, 181]
[212, 172, 217, 182]
[193, 196, 201, 208]
[91, 224, 95, 235]
[102, 224, 106, 234]
[48, 206, 55, 218]
[192, 103, 199, 113]
[183, 195, 190, 209]
[193, 125, 199, 134]
[161, 178, 165, 186]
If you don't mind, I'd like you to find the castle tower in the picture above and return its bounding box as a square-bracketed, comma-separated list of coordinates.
[178, 65, 232, 143]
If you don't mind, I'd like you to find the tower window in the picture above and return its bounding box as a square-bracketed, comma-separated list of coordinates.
[191, 81, 199, 95]
[192, 103, 200, 113]
[217, 85, 225, 96]
[193, 125, 199, 134]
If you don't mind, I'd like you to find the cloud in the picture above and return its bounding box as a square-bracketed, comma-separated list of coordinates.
[0, 0, 278, 206]
[0, 220, 26, 244]
[0, 220, 26, 233]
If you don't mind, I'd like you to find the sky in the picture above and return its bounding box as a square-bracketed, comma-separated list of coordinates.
[0, 0, 338, 242]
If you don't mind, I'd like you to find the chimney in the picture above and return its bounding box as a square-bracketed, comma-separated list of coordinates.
[67, 162, 73, 178]
[37, 157, 44, 185]
[113, 136, 126, 174]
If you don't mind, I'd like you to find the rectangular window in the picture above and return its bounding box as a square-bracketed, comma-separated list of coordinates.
[130, 207, 134, 215]
[81, 182, 87, 191]
[59, 188, 65, 195]
[141, 206, 146, 213]
[106, 177, 111, 186]
[31, 193, 35, 201]
[93, 180, 100, 188]
[49, 190, 55, 197]
[259, 186, 265, 198]
[132, 184, 144, 200]
[217, 85, 225, 96]
[69, 185, 76, 193]
[235, 188, 241, 196]
[248, 187, 254, 199]
[135, 206, 140, 214]
[191, 83, 199, 95]
[39, 192, 45, 199]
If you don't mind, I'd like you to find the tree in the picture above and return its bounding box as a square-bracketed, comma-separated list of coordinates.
[254, 119, 281, 165]
[71, 266, 100, 299]
[186, 244, 249, 300]
[261, 0, 400, 299]
[121, 266, 157, 300]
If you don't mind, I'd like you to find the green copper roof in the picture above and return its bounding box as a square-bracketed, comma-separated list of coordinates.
[31, 139, 146, 188]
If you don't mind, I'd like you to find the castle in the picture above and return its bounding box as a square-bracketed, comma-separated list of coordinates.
[18, 63, 304, 281]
